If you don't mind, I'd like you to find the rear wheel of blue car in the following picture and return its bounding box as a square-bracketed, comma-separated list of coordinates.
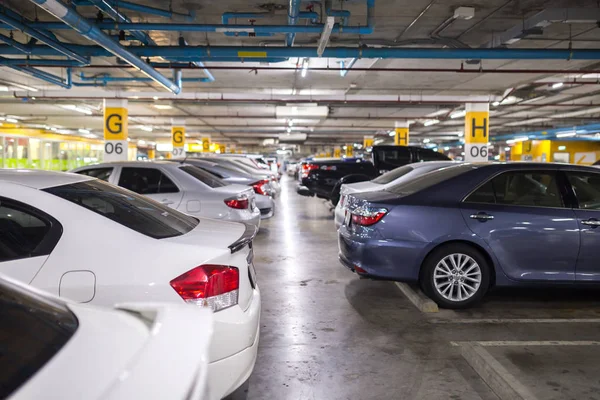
[421, 244, 490, 309]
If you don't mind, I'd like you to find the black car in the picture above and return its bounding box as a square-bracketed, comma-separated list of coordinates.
[297, 146, 450, 205]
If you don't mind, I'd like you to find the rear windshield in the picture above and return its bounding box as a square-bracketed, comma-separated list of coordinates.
[44, 180, 198, 239]
[179, 165, 227, 188]
[372, 165, 414, 184]
[386, 164, 475, 195]
[0, 280, 78, 398]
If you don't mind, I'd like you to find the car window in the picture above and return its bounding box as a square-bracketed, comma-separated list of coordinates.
[0, 278, 78, 399]
[566, 172, 600, 210]
[44, 180, 198, 239]
[374, 148, 412, 165]
[0, 199, 55, 262]
[179, 165, 227, 188]
[387, 164, 475, 195]
[417, 149, 451, 162]
[372, 165, 414, 184]
[118, 167, 179, 195]
[75, 167, 113, 182]
[465, 171, 563, 208]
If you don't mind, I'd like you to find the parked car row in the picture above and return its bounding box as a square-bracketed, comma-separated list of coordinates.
[0, 153, 272, 399]
[336, 161, 600, 308]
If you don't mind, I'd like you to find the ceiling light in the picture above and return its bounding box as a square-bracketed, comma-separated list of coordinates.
[57, 129, 71, 135]
[0, 117, 5, 121]
[444, 147, 450, 151]
[552, 82, 564, 89]
[138, 140, 146, 145]
[450, 110, 466, 119]
[140, 125, 153, 132]
[423, 119, 440, 126]
[301, 59, 309, 78]
[423, 138, 431, 143]
[388, 131, 395, 136]
[153, 104, 173, 110]
[507, 136, 529, 143]
[153, 96, 159, 100]
[6, 118, 18, 123]
[288, 119, 294, 127]
[558, 145, 567, 151]
[0, 86, 8, 92]
[505, 147, 511, 151]
[31, 96, 36, 100]
[556, 131, 576, 138]
[61, 105, 93, 115]
[492, 101, 500, 106]
[78, 128, 90, 134]
[287, 127, 292, 133]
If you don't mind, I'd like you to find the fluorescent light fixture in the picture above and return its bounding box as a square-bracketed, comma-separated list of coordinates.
[423, 119, 440, 126]
[301, 59, 309, 78]
[444, 146, 450, 151]
[450, 110, 466, 119]
[6, 118, 18, 123]
[138, 140, 146, 145]
[286, 127, 292, 133]
[288, 119, 294, 127]
[57, 129, 71, 135]
[558, 145, 567, 151]
[78, 128, 90, 134]
[504, 147, 511, 151]
[506, 136, 529, 144]
[552, 82, 564, 89]
[556, 131, 576, 138]
[388, 131, 395, 136]
[426, 109, 450, 118]
[61, 105, 92, 115]
[0, 117, 5, 121]
[153, 96, 159, 100]
[140, 126, 153, 132]
[153, 104, 173, 110]
[492, 101, 500, 106]
[0, 86, 8, 92]
[317, 17, 335, 57]
[423, 138, 431, 143]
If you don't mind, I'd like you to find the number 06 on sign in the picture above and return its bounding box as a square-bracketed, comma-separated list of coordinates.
[104, 140, 128, 162]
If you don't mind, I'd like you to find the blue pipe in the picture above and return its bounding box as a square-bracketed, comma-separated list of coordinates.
[4, 45, 600, 60]
[327, 9, 350, 26]
[286, 0, 302, 46]
[222, 11, 319, 36]
[194, 61, 214, 82]
[0, 33, 30, 54]
[27, 0, 180, 94]
[0, 13, 89, 63]
[5, 62, 72, 88]
[340, 58, 357, 77]
[77, 72, 213, 83]
[0, 58, 85, 66]
[72, 0, 195, 21]
[87, 0, 154, 45]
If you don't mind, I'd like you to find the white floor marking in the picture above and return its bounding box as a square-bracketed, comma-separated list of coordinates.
[452, 340, 600, 347]
[431, 318, 600, 324]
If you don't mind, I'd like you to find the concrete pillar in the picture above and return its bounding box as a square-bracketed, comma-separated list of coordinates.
[464, 103, 490, 162]
[103, 99, 128, 161]
[394, 121, 409, 146]
[171, 118, 185, 158]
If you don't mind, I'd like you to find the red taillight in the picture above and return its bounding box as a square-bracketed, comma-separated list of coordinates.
[170, 265, 239, 312]
[225, 197, 249, 209]
[301, 163, 318, 178]
[251, 179, 271, 196]
[351, 208, 388, 226]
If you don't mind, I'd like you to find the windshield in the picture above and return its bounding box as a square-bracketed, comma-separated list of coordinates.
[372, 165, 415, 184]
[180, 165, 227, 188]
[386, 164, 475, 195]
[0, 279, 78, 398]
[44, 180, 198, 239]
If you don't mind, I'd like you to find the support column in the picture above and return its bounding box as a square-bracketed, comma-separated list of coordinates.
[394, 121, 409, 146]
[171, 118, 185, 158]
[103, 99, 128, 161]
[464, 103, 490, 162]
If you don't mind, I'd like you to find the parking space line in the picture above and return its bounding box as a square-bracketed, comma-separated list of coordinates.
[455, 340, 600, 347]
[432, 318, 600, 324]
[394, 282, 439, 313]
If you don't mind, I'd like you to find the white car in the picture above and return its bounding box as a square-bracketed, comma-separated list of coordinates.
[1, 274, 214, 400]
[0, 170, 261, 399]
[335, 161, 459, 228]
[223, 157, 282, 194]
[72, 161, 261, 229]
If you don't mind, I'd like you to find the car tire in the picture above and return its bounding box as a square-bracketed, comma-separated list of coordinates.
[420, 243, 490, 309]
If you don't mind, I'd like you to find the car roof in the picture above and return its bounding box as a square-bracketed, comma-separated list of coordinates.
[0, 169, 92, 190]
[78, 160, 176, 167]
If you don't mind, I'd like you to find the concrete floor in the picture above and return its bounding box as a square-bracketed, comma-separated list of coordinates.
[235, 176, 600, 400]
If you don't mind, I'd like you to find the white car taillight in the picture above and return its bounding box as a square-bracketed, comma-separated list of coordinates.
[170, 265, 239, 312]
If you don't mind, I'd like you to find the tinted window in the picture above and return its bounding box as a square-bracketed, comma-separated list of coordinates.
[76, 167, 113, 182]
[417, 149, 451, 162]
[387, 164, 475, 195]
[0, 279, 78, 398]
[179, 165, 227, 188]
[465, 171, 563, 208]
[566, 172, 600, 210]
[372, 165, 414, 184]
[44, 180, 197, 239]
[0, 200, 53, 262]
[118, 167, 179, 194]
[375, 148, 411, 165]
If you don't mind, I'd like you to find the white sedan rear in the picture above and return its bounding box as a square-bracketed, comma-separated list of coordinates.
[72, 161, 261, 229]
[0, 170, 261, 399]
[1, 274, 214, 400]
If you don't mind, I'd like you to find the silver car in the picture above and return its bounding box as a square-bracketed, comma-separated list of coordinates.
[71, 161, 261, 228]
[174, 158, 276, 219]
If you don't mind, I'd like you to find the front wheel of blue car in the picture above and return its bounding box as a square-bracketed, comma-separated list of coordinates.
[421, 244, 490, 309]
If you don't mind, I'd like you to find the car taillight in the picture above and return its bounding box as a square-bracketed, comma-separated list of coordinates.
[301, 163, 318, 178]
[170, 265, 239, 312]
[351, 207, 388, 226]
[224, 196, 249, 209]
[251, 179, 271, 196]
[340, 194, 346, 207]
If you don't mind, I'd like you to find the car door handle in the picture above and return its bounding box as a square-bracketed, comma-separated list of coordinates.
[581, 218, 600, 227]
[470, 212, 494, 221]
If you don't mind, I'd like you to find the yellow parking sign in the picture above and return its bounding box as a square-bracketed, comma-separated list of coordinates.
[104, 107, 128, 140]
[465, 111, 489, 144]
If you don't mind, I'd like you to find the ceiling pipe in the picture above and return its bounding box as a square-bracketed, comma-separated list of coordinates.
[72, 0, 194, 21]
[222, 11, 319, 37]
[6, 44, 600, 60]
[340, 58, 357, 77]
[78, 71, 213, 83]
[0, 33, 30, 54]
[6, 63, 72, 88]
[86, 0, 154, 45]
[286, 0, 302, 46]
[26, 0, 180, 94]
[0, 12, 89, 63]
[395, 0, 435, 40]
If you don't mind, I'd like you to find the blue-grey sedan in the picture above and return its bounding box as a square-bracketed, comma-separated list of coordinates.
[338, 162, 600, 308]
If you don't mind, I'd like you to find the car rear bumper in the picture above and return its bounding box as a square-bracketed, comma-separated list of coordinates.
[334, 203, 345, 230]
[255, 194, 275, 219]
[338, 230, 424, 282]
[209, 286, 261, 399]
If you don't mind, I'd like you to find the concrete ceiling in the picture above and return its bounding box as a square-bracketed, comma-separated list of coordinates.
[1, 0, 600, 148]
